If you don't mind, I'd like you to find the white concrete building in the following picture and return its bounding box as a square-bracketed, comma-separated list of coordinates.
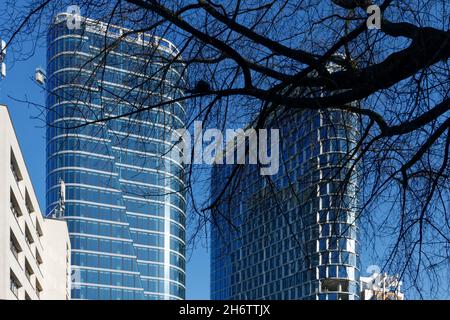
[0, 103, 71, 300]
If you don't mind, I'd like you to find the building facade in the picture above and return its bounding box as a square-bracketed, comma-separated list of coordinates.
[211, 109, 361, 300]
[46, 13, 186, 300]
[360, 273, 404, 300]
[0, 104, 71, 300]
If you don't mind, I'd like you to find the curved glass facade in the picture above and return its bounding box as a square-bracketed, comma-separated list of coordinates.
[211, 109, 360, 300]
[46, 14, 186, 300]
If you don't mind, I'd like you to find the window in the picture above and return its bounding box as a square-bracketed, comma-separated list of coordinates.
[10, 271, 21, 298]
[25, 190, 35, 214]
[36, 280, 43, 299]
[36, 249, 43, 265]
[10, 149, 23, 183]
[10, 191, 22, 218]
[99, 287, 110, 299]
[25, 292, 32, 300]
[328, 266, 337, 278]
[25, 225, 34, 246]
[87, 270, 98, 283]
[25, 259, 34, 282]
[36, 220, 43, 237]
[10, 232, 22, 260]
[87, 286, 99, 300]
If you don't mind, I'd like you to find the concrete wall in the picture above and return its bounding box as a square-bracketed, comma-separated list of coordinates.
[42, 218, 71, 300]
[0, 104, 70, 300]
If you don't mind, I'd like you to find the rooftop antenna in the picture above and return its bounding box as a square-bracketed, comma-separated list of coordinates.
[58, 178, 66, 218]
[49, 178, 66, 218]
[0, 38, 6, 100]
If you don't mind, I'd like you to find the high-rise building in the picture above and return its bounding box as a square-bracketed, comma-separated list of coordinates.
[211, 109, 360, 300]
[0, 104, 71, 300]
[46, 13, 186, 300]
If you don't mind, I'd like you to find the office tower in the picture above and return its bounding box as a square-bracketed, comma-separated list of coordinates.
[211, 109, 360, 300]
[0, 104, 71, 300]
[46, 13, 186, 300]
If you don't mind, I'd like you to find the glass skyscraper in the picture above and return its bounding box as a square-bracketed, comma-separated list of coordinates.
[211, 109, 361, 300]
[46, 13, 186, 300]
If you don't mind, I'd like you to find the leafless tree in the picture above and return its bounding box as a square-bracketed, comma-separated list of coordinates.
[1, 0, 448, 298]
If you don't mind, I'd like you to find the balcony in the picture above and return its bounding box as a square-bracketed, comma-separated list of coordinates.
[10, 239, 21, 261]
[10, 271, 21, 299]
[10, 201, 22, 219]
[10, 280, 19, 298]
[35, 280, 43, 300]
[25, 267, 32, 282]
[36, 249, 43, 265]
[10, 149, 23, 184]
[25, 225, 34, 247]
[10, 164, 21, 184]
[25, 259, 35, 287]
